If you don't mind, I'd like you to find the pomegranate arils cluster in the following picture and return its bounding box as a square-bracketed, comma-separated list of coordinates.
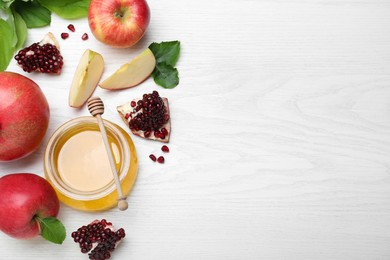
[129, 91, 168, 133]
[14, 42, 63, 73]
[71, 219, 125, 260]
[118, 90, 171, 142]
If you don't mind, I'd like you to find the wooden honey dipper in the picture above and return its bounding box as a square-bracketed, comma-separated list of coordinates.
[87, 96, 128, 211]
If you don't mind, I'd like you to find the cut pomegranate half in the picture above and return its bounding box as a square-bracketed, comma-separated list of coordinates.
[14, 32, 63, 74]
[117, 91, 171, 142]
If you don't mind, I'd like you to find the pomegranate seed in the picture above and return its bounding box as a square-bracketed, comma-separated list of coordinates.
[67, 24, 75, 32]
[130, 101, 136, 107]
[61, 33, 69, 39]
[157, 156, 165, 164]
[81, 33, 88, 41]
[161, 145, 169, 152]
[154, 130, 160, 138]
[149, 154, 156, 162]
[125, 113, 130, 119]
[144, 131, 151, 138]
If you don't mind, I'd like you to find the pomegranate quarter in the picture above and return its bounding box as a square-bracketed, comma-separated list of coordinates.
[0, 72, 50, 161]
[14, 32, 63, 74]
[117, 91, 171, 142]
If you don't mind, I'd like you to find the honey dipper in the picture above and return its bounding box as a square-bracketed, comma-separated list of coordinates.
[87, 96, 128, 211]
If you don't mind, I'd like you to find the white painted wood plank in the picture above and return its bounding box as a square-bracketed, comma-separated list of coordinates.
[1, 0, 390, 259]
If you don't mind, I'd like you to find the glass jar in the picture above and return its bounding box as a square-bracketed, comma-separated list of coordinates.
[44, 116, 138, 211]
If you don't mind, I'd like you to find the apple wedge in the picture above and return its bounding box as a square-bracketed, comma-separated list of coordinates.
[99, 48, 156, 90]
[69, 49, 104, 108]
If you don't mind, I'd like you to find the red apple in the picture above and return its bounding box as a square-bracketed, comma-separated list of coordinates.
[0, 173, 60, 240]
[0, 71, 50, 161]
[88, 0, 150, 48]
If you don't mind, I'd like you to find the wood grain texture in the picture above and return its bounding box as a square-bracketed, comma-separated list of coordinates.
[1, 0, 390, 259]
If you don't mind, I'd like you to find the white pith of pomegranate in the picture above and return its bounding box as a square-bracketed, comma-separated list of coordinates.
[71, 219, 125, 260]
[14, 32, 64, 74]
[117, 91, 171, 142]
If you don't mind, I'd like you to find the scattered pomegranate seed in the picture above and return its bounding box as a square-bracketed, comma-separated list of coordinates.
[82, 33, 89, 41]
[157, 156, 165, 164]
[61, 33, 69, 39]
[67, 24, 75, 32]
[149, 154, 156, 162]
[130, 101, 136, 107]
[161, 145, 169, 152]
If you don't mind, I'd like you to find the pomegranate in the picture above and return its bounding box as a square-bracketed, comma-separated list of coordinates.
[117, 91, 171, 142]
[71, 219, 125, 259]
[14, 32, 63, 74]
[0, 72, 50, 161]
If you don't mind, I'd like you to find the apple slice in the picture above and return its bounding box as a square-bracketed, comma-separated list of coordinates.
[99, 48, 156, 90]
[69, 49, 104, 108]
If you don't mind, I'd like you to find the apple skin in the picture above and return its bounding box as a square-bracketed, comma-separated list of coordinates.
[0, 72, 50, 162]
[88, 0, 150, 48]
[0, 173, 59, 239]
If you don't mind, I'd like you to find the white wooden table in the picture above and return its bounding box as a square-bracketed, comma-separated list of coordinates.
[1, 0, 390, 259]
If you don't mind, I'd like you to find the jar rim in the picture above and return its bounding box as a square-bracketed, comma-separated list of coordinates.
[44, 116, 131, 201]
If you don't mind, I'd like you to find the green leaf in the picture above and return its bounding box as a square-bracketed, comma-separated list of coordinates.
[149, 41, 180, 66]
[37, 0, 90, 19]
[5, 8, 17, 47]
[0, 0, 14, 10]
[0, 18, 15, 71]
[38, 217, 66, 244]
[12, 10, 26, 50]
[152, 62, 179, 89]
[13, 0, 50, 28]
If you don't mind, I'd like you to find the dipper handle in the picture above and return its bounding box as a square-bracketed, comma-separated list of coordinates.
[87, 96, 128, 211]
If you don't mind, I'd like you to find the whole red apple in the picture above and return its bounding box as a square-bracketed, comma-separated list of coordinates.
[0, 173, 60, 240]
[88, 0, 150, 48]
[0, 71, 50, 161]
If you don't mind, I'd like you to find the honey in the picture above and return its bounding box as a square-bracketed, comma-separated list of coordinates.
[57, 130, 120, 192]
[44, 117, 138, 211]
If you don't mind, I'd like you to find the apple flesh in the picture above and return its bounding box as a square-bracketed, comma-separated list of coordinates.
[0, 173, 59, 239]
[88, 0, 150, 48]
[0, 72, 50, 161]
[99, 48, 156, 90]
[69, 49, 104, 108]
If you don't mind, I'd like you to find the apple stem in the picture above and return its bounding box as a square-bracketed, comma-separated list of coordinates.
[34, 215, 43, 235]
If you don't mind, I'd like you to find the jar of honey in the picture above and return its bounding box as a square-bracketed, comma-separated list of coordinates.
[44, 116, 138, 211]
